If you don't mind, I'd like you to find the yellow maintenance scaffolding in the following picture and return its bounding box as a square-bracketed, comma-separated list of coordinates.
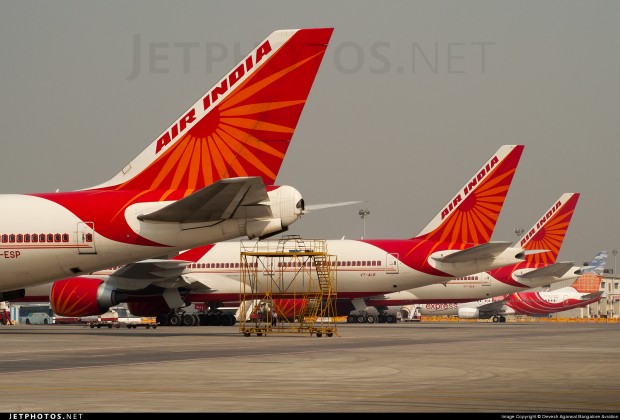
[238, 235, 338, 337]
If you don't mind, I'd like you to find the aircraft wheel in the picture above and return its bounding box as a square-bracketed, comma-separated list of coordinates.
[346, 315, 356, 323]
[198, 314, 209, 326]
[365, 315, 377, 324]
[168, 314, 182, 326]
[356, 315, 365, 323]
[500, 316, 507, 323]
[492, 316, 499, 323]
[386, 314, 397, 323]
[221, 313, 235, 326]
[182, 314, 195, 326]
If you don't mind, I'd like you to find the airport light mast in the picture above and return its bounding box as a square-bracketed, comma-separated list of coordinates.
[612, 249, 618, 319]
[359, 208, 370, 239]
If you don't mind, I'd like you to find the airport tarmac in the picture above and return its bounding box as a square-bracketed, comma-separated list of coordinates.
[0, 322, 618, 413]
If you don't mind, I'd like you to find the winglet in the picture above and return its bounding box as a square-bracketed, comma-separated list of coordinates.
[412, 145, 524, 244]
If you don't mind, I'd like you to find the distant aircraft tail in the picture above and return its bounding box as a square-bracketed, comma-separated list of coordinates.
[519, 193, 580, 265]
[412, 145, 524, 244]
[572, 251, 607, 293]
[90, 28, 333, 196]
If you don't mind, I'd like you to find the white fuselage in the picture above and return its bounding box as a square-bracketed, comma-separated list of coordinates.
[178, 240, 526, 299]
[364, 266, 579, 306]
[0, 190, 299, 292]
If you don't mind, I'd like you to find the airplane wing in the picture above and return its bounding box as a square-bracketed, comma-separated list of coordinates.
[431, 241, 514, 263]
[515, 262, 575, 279]
[106, 259, 190, 290]
[137, 177, 271, 223]
[475, 299, 508, 313]
[580, 291, 604, 301]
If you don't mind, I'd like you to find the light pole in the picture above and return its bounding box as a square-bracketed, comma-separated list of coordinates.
[359, 209, 370, 239]
[612, 249, 618, 319]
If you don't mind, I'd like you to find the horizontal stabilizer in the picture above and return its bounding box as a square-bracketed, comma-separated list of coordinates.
[303, 201, 363, 213]
[522, 249, 551, 256]
[138, 177, 271, 223]
[581, 291, 604, 301]
[515, 262, 575, 279]
[431, 241, 513, 264]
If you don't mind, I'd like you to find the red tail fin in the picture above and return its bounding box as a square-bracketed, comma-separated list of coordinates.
[572, 273, 602, 294]
[520, 193, 580, 265]
[93, 28, 333, 195]
[413, 145, 524, 245]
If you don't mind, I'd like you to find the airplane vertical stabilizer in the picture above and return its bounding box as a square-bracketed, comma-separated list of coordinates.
[89, 28, 334, 195]
[412, 145, 524, 245]
[519, 193, 580, 266]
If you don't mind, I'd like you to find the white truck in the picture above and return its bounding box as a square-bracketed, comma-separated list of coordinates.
[87, 307, 157, 329]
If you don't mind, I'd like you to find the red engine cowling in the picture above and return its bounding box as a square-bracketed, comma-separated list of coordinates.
[127, 296, 174, 317]
[272, 299, 309, 319]
[50, 277, 120, 317]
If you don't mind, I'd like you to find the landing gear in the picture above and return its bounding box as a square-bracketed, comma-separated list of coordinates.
[157, 308, 237, 327]
[492, 316, 507, 323]
[346, 311, 398, 324]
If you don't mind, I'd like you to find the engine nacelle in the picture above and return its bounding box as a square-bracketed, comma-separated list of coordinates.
[50, 277, 122, 317]
[457, 307, 481, 319]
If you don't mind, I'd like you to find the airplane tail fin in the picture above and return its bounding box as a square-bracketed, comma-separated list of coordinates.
[572, 273, 603, 294]
[519, 193, 580, 265]
[572, 251, 607, 293]
[90, 28, 333, 196]
[412, 145, 524, 244]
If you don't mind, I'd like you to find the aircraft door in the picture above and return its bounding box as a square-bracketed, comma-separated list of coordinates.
[481, 273, 491, 286]
[386, 253, 399, 274]
[76, 222, 97, 254]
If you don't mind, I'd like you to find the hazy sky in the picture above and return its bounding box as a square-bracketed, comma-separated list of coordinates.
[1, 1, 619, 268]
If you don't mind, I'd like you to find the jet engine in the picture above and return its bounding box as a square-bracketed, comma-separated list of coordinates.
[457, 307, 481, 319]
[50, 277, 124, 317]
